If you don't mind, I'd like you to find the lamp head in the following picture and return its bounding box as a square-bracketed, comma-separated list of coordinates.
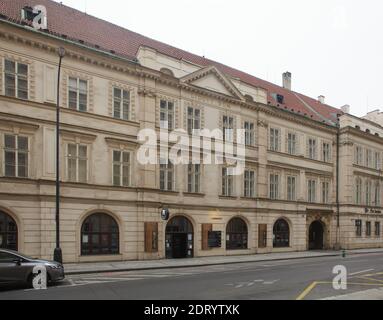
[57, 47, 66, 58]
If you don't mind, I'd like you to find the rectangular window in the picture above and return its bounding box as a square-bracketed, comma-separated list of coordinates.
[269, 128, 280, 152]
[356, 146, 363, 165]
[322, 142, 331, 162]
[308, 179, 316, 203]
[187, 107, 201, 135]
[68, 77, 87, 111]
[366, 181, 372, 206]
[322, 181, 329, 204]
[366, 149, 373, 168]
[244, 121, 255, 146]
[112, 150, 130, 187]
[355, 178, 362, 205]
[67, 143, 87, 183]
[366, 221, 371, 237]
[160, 100, 174, 130]
[244, 169, 255, 198]
[222, 167, 234, 196]
[113, 87, 130, 120]
[187, 164, 200, 193]
[286, 176, 296, 201]
[375, 221, 381, 237]
[269, 174, 279, 200]
[374, 152, 381, 170]
[223, 115, 234, 142]
[4, 134, 28, 177]
[374, 183, 380, 206]
[4, 59, 28, 99]
[308, 138, 317, 160]
[287, 133, 297, 155]
[355, 219, 362, 237]
[159, 161, 174, 191]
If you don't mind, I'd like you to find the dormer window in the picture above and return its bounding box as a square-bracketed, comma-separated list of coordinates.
[276, 94, 284, 104]
[21, 6, 36, 22]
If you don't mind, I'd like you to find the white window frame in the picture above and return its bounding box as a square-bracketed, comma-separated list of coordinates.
[308, 138, 317, 160]
[187, 164, 201, 193]
[159, 160, 174, 191]
[4, 59, 28, 100]
[286, 175, 296, 201]
[287, 132, 297, 155]
[269, 128, 280, 152]
[244, 121, 255, 146]
[112, 150, 131, 187]
[66, 143, 88, 183]
[187, 107, 201, 135]
[113, 87, 130, 120]
[223, 115, 234, 142]
[322, 142, 331, 162]
[321, 181, 330, 204]
[3, 134, 29, 178]
[222, 167, 234, 196]
[160, 100, 174, 130]
[244, 169, 255, 198]
[307, 179, 316, 203]
[68, 77, 88, 111]
[269, 173, 280, 200]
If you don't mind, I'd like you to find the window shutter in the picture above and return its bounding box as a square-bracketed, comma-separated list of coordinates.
[144, 222, 158, 253]
[202, 223, 213, 250]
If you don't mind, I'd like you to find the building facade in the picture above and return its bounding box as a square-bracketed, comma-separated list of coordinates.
[0, 0, 382, 263]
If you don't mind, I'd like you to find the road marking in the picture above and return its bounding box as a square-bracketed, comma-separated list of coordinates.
[296, 281, 318, 300]
[349, 269, 374, 276]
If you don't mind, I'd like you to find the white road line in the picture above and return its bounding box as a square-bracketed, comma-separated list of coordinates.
[349, 268, 375, 276]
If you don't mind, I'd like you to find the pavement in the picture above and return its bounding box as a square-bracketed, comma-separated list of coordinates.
[64, 248, 383, 275]
[2, 250, 383, 299]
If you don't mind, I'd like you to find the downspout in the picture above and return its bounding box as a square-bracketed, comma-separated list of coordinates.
[335, 117, 341, 250]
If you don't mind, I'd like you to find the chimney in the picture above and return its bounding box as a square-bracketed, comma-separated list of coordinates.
[318, 95, 325, 104]
[282, 72, 291, 90]
[341, 104, 350, 114]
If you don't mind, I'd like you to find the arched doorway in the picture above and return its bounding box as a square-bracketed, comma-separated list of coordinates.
[81, 213, 119, 255]
[165, 216, 193, 258]
[0, 211, 18, 251]
[226, 217, 248, 250]
[309, 220, 324, 250]
[273, 218, 290, 248]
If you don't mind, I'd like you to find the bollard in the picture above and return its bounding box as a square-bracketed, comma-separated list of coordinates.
[342, 249, 346, 258]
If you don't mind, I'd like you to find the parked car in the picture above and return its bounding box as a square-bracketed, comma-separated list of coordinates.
[0, 248, 65, 287]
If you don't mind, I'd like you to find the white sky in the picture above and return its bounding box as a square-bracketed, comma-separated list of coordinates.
[54, 0, 383, 117]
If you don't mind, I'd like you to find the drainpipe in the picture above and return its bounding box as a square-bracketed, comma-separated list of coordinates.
[335, 117, 341, 250]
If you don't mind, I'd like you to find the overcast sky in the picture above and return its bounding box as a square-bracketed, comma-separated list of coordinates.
[54, 0, 383, 117]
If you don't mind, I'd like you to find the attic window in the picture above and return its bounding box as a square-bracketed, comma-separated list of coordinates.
[21, 6, 36, 21]
[276, 94, 284, 104]
[244, 94, 254, 102]
[355, 125, 360, 130]
[160, 68, 174, 77]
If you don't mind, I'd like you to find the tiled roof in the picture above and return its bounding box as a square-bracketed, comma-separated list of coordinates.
[0, 0, 342, 125]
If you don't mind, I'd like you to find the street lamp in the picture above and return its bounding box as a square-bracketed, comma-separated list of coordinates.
[53, 47, 65, 264]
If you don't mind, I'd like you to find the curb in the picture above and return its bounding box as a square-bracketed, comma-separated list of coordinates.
[64, 249, 383, 275]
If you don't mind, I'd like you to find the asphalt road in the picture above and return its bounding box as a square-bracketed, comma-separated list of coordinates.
[1, 252, 383, 300]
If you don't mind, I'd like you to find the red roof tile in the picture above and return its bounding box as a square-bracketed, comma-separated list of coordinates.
[0, 0, 342, 125]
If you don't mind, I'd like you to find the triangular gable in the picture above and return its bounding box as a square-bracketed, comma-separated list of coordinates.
[180, 66, 245, 100]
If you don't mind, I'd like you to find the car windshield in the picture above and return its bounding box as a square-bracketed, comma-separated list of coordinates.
[0, 249, 35, 260]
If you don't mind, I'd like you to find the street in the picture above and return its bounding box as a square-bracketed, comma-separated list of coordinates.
[1, 252, 383, 300]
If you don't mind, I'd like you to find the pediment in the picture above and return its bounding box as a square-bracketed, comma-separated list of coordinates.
[180, 66, 245, 100]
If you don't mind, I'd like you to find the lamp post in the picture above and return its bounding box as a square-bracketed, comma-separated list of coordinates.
[53, 47, 65, 264]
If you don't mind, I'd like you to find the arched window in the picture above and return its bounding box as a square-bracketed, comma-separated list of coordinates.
[244, 94, 254, 102]
[0, 211, 17, 250]
[160, 68, 174, 77]
[81, 213, 119, 255]
[273, 218, 290, 248]
[226, 217, 248, 250]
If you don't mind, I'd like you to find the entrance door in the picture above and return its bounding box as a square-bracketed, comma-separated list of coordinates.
[309, 221, 324, 250]
[172, 233, 188, 258]
[165, 216, 193, 259]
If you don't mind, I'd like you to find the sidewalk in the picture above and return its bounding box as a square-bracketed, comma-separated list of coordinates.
[63, 248, 383, 275]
